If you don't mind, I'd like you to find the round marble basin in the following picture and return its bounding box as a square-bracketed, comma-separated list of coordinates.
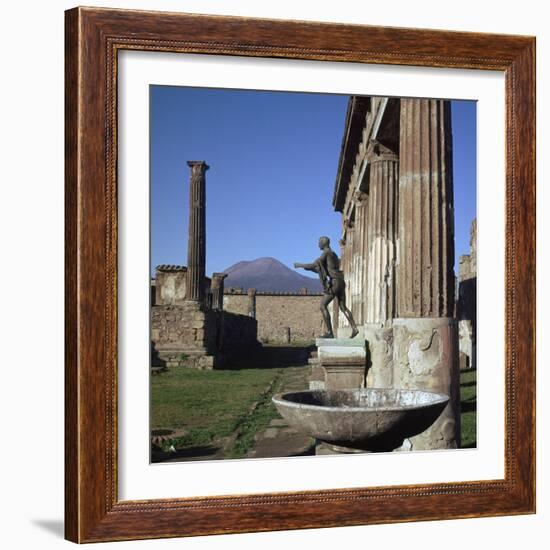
[272, 388, 449, 452]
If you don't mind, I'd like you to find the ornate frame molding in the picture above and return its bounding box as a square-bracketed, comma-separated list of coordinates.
[65, 7, 535, 542]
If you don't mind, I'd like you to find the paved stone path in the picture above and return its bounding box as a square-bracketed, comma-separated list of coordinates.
[246, 365, 315, 459]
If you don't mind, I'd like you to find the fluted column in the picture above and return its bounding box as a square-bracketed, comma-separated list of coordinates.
[393, 99, 460, 450]
[349, 207, 364, 324]
[186, 161, 209, 303]
[353, 192, 367, 325]
[365, 141, 399, 324]
[340, 221, 354, 330]
[357, 196, 369, 327]
[397, 99, 454, 318]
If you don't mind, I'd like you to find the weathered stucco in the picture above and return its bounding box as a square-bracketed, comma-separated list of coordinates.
[392, 318, 461, 450]
[154, 267, 187, 305]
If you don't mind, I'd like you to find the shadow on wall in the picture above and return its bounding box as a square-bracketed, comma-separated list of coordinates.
[224, 344, 315, 370]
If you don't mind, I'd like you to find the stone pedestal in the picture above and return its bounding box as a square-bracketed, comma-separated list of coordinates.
[315, 338, 367, 390]
[392, 317, 460, 449]
[335, 325, 365, 340]
[312, 336, 368, 454]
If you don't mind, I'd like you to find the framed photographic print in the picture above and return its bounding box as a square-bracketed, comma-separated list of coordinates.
[65, 6, 536, 543]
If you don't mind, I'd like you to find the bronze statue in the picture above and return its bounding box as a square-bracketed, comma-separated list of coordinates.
[294, 236, 359, 339]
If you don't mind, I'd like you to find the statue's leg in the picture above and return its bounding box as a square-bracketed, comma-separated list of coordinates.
[320, 293, 335, 338]
[337, 288, 359, 339]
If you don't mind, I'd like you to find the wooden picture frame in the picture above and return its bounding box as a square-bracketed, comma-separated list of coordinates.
[65, 6, 536, 543]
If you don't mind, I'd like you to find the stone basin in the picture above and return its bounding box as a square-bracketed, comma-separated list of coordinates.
[272, 388, 449, 452]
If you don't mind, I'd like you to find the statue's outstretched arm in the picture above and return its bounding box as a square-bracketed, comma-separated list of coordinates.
[294, 261, 320, 273]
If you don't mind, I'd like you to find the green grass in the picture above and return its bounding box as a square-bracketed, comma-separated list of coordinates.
[151, 365, 283, 455]
[460, 368, 477, 448]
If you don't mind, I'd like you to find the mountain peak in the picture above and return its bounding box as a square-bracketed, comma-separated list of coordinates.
[222, 257, 322, 293]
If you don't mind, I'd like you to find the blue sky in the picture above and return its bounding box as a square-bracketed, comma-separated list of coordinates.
[150, 87, 476, 276]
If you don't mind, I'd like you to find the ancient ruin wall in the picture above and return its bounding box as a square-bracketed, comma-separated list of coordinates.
[223, 292, 324, 343]
[457, 218, 477, 369]
[223, 292, 249, 316]
[151, 304, 258, 368]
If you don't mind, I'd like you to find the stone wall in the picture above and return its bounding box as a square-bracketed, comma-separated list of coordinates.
[151, 303, 258, 368]
[151, 302, 216, 368]
[222, 292, 249, 316]
[224, 292, 324, 344]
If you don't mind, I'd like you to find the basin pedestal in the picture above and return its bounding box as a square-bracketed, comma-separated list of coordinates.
[313, 338, 367, 454]
[315, 338, 367, 391]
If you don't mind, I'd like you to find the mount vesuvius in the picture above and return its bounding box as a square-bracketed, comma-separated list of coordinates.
[222, 257, 323, 293]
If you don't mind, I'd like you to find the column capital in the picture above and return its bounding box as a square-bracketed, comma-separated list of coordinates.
[344, 218, 354, 230]
[367, 139, 398, 164]
[187, 160, 210, 170]
[211, 272, 228, 288]
[187, 161, 210, 180]
[354, 190, 367, 203]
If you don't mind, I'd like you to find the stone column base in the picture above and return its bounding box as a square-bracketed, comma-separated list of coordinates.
[392, 317, 461, 450]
